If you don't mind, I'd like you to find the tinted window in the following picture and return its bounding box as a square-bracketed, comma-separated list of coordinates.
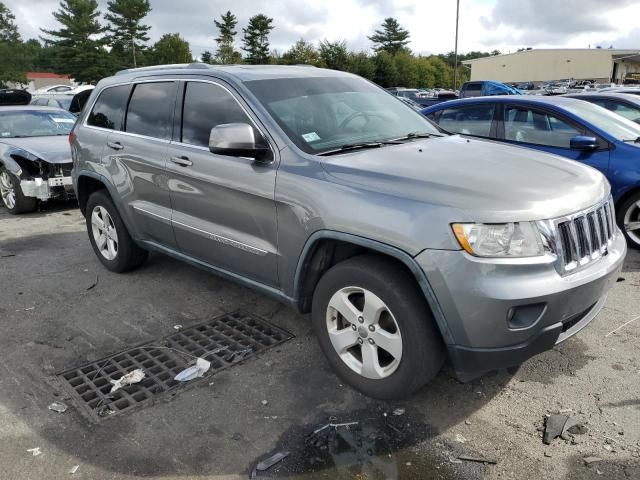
[589, 99, 640, 122]
[504, 106, 580, 148]
[464, 83, 482, 91]
[181, 82, 253, 148]
[88, 85, 129, 130]
[125, 82, 175, 140]
[438, 104, 495, 137]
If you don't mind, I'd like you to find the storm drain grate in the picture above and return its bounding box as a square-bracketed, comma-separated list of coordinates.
[57, 310, 293, 422]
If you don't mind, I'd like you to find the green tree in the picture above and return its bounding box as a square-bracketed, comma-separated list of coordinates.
[41, 0, 114, 83]
[394, 51, 418, 87]
[346, 51, 375, 80]
[104, 0, 151, 68]
[214, 10, 241, 64]
[319, 40, 348, 71]
[373, 50, 398, 87]
[368, 17, 410, 55]
[242, 14, 273, 65]
[151, 33, 191, 64]
[0, 1, 20, 42]
[281, 39, 322, 66]
[414, 56, 437, 88]
[200, 50, 214, 64]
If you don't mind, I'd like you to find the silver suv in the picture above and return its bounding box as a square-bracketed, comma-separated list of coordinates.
[71, 65, 626, 399]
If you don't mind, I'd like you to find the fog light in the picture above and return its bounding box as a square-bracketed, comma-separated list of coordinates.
[507, 303, 547, 330]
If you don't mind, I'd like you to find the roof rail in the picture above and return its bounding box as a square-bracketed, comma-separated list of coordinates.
[115, 63, 211, 76]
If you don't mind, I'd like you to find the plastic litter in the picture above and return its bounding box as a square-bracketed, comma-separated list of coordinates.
[109, 369, 145, 393]
[250, 451, 289, 479]
[455, 433, 467, 443]
[27, 447, 42, 456]
[174, 358, 211, 382]
[69, 465, 79, 474]
[311, 421, 358, 435]
[48, 401, 68, 413]
[392, 408, 405, 416]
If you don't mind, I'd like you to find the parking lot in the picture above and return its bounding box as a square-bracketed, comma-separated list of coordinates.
[0, 201, 637, 479]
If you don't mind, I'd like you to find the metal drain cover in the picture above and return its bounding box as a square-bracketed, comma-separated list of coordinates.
[57, 311, 293, 421]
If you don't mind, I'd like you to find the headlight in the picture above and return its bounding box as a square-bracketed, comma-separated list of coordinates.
[451, 222, 546, 258]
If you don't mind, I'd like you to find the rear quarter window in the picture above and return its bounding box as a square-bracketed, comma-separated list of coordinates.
[87, 85, 130, 130]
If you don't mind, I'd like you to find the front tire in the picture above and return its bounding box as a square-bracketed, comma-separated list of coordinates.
[85, 190, 148, 272]
[0, 166, 37, 214]
[311, 255, 444, 399]
[617, 192, 640, 250]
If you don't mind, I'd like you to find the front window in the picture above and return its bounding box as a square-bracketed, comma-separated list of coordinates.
[244, 76, 440, 154]
[0, 110, 76, 138]
[561, 100, 640, 143]
[504, 106, 580, 148]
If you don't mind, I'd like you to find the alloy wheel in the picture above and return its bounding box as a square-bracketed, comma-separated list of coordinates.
[326, 286, 403, 380]
[91, 206, 119, 260]
[624, 200, 640, 247]
[0, 171, 16, 209]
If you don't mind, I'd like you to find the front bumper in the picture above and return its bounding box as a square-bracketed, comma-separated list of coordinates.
[21, 176, 75, 201]
[415, 229, 626, 379]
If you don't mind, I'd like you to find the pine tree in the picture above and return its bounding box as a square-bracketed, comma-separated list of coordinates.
[319, 40, 348, 71]
[0, 1, 20, 43]
[242, 14, 274, 65]
[282, 39, 321, 66]
[151, 33, 191, 64]
[368, 18, 410, 55]
[214, 11, 241, 64]
[41, 0, 114, 83]
[104, 0, 151, 68]
[201, 50, 214, 64]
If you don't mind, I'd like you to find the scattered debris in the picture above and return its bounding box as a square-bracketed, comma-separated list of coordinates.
[311, 421, 359, 436]
[230, 347, 253, 362]
[465, 419, 472, 425]
[109, 369, 145, 393]
[455, 433, 467, 444]
[174, 358, 211, 382]
[24, 306, 35, 311]
[47, 401, 68, 413]
[605, 314, 640, 337]
[86, 274, 99, 291]
[448, 455, 463, 464]
[27, 447, 41, 456]
[250, 451, 289, 479]
[543, 415, 584, 445]
[392, 408, 405, 416]
[261, 399, 269, 406]
[544, 452, 552, 458]
[584, 456, 603, 465]
[458, 455, 498, 465]
[617, 277, 625, 282]
[69, 465, 79, 474]
[173, 324, 182, 330]
[0, 251, 15, 258]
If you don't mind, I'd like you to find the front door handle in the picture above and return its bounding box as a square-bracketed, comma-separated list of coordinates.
[170, 156, 193, 167]
[107, 141, 123, 151]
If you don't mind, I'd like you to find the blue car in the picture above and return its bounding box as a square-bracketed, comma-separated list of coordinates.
[422, 96, 640, 248]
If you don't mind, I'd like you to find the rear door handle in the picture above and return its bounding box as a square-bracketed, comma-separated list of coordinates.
[107, 141, 123, 151]
[170, 156, 193, 167]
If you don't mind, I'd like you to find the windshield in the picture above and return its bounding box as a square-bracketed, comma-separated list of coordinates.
[0, 110, 76, 138]
[244, 76, 441, 154]
[562, 100, 640, 142]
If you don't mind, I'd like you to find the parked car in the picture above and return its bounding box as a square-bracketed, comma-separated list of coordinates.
[565, 92, 640, 124]
[459, 80, 521, 98]
[596, 87, 640, 96]
[422, 95, 640, 248]
[71, 64, 624, 399]
[0, 100, 77, 213]
[516, 81, 536, 91]
[34, 84, 74, 94]
[31, 87, 94, 116]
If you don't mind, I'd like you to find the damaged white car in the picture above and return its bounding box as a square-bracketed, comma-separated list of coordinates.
[0, 105, 76, 214]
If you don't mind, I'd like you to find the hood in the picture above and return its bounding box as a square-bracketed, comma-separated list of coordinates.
[3, 135, 72, 164]
[321, 135, 609, 223]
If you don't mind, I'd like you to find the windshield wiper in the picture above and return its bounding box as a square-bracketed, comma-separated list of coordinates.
[622, 137, 640, 144]
[318, 140, 401, 156]
[392, 131, 443, 142]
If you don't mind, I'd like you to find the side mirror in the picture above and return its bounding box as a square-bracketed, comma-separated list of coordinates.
[209, 123, 271, 161]
[570, 135, 598, 151]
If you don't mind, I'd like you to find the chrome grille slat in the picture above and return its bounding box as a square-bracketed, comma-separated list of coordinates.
[552, 196, 615, 276]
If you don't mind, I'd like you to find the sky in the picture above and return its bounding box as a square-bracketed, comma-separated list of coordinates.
[5, 0, 640, 58]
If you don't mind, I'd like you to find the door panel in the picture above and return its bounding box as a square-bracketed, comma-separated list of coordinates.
[166, 80, 279, 286]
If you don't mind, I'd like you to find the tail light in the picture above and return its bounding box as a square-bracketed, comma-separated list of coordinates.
[68, 131, 76, 145]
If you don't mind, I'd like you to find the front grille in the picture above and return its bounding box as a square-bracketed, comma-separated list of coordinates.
[553, 197, 615, 274]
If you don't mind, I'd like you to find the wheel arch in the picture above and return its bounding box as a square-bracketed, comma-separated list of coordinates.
[614, 184, 640, 215]
[293, 230, 454, 344]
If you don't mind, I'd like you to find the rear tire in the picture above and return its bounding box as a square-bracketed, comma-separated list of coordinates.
[617, 192, 640, 250]
[0, 166, 37, 214]
[311, 254, 444, 399]
[85, 190, 148, 272]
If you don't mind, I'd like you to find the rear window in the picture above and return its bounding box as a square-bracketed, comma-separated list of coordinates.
[125, 82, 175, 140]
[464, 83, 482, 91]
[87, 85, 130, 130]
